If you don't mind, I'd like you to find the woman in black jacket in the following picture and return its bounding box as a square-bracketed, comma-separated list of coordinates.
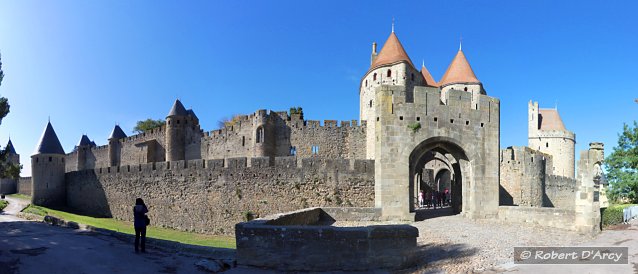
[133, 198, 149, 253]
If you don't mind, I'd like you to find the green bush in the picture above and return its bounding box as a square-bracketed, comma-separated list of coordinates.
[602, 204, 637, 227]
[0, 200, 8, 211]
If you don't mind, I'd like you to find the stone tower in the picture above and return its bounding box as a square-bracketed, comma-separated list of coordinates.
[0, 139, 20, 194]
[438, 43, 485, 109]
[360, 30, 426, 159]
[528, 101, 576, 178]
[108, 125, 127, 167]
[5, 139, 19, 166]
[31, 121, 66, 207]
[75, 134, 95, 170]
[166, 99, 188, 161]
[253, 109, 274, 157]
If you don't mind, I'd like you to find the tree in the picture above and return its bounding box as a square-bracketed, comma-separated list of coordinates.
[217, 114, 241, 128]
[0, 52, 22, 179]
[605, 121, 638, 203]
[133, 118, 165, 134]
[0, 53, 8, 125]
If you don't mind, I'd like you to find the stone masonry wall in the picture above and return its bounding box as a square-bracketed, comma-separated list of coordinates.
[18, 177, 31, 196]
[499, 146, 577, 209]
[65, 157, 374, 235]
[499, 147, 548, 207]
[544, 175, 577, 209]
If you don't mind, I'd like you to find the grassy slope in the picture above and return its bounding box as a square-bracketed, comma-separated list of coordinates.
[0, 199, 7, 211]
[17, 198, 235, 249]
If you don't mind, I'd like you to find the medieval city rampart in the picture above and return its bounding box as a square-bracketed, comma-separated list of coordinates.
[64, 157, 374, 235]
[499, 147, 577, 208]
[18, 177, 32, 196]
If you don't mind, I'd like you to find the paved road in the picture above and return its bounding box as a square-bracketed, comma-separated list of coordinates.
[497, 225, 638, 273]
[0, 198, 222, 274]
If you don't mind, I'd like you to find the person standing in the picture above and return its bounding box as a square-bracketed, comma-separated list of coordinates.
[418, 190, 424, 208]
[133, 198, 149, 253]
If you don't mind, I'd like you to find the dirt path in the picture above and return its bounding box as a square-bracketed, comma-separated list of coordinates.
[0, 196, 30, 222]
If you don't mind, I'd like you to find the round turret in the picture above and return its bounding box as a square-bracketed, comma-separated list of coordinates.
[31, 122, 66, 207]
[359, 31, 423, 160]
[108, 125, 126, 167]
[166, 99, 188, 161]
[253, 109, 271, 157]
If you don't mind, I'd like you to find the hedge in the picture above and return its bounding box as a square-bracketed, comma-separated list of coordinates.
[0, 200, 8, 211]
[602, 204, 637, 227]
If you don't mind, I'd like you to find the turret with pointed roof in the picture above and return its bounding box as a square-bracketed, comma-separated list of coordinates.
[31, 121, 66, 206]
[166, 99, 188, 161]
[33, 122, 65, 155]
[528, 101, 576, 178]
[75, 135, 95, 171]
[439, 46, 481, 87]
[360, 29, 424, 160]
[167, 99, 188, 117]
[6, 139, 17, 155]
[108, 125, 127, 140]
[4, 138, 20, 167]
[369, 31, 415, 70]
[108, 125, 126, 167]
[421, 62, 438, 88]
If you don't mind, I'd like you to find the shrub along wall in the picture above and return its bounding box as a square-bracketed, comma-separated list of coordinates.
[601, 204, 638, 227]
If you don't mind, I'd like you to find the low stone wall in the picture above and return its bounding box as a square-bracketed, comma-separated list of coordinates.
[235, 207, 417, 271]
[17, 177, 31, 196]
[0, 178, 17, 194]
[498, 206, 575, 231]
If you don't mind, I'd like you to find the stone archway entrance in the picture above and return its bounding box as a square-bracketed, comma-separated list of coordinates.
[409, 138, 469, 216]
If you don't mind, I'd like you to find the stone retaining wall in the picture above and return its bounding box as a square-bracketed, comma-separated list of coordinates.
[235, 207, 418, 271]
[498, 206, 575, 231]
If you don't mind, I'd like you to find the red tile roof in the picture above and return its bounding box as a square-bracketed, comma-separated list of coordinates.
[539, 109, 566, 131]
[370, 32, 414, 69]
[421, 65, 438, 87]
[439, 50, 480, 86]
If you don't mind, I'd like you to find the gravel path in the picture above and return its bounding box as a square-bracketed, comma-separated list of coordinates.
[400, 208, 592, 273]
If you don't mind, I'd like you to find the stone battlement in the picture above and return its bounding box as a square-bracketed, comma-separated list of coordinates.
[81, 157, 374, 176]
[376, 85, 499, 129]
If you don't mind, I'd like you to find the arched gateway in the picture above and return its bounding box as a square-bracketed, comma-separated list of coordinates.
[373, 85, 500, 221]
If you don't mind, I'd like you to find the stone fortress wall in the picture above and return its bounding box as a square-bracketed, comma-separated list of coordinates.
[18, 28, 607, 238]
[63, 108, 366, 173]
[64, 157, 374, 235]
[373, 84, 501, 219]
[499, 146, 577, 209]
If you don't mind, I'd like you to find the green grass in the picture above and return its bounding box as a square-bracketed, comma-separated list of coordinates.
[21, 204, 236, 249]
[0, 200, 8, 211]
[8, 193, 31, 200]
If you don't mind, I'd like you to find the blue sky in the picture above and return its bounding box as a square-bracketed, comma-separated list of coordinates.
[0, 1, 636, 176]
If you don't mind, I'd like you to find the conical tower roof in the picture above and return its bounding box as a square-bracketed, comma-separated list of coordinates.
[439, 48, 480, 87]
[6, 139, 17, 154]
[539, 109, 567, 131]
[370, 32, 415, 69]
[421, 63, 438, 87]
[109, 125, 127, 140]
[33, 122, 65, 155]
[167, 99, 188, 117]
[77, 135, 93, 146]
